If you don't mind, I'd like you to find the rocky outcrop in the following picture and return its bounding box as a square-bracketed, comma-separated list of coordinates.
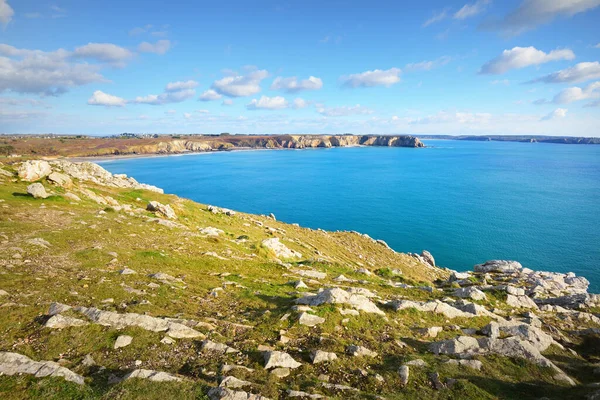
[147, 201, 176, 219]
[261, 238, 302, 259]
[18, 160, 52, 181]
[0, 352, 84, 385]
[27, 183, 50, 199]
[297, 287, 384, 315]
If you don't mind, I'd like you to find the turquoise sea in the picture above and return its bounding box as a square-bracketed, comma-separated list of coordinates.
[99, 140, 600, 291]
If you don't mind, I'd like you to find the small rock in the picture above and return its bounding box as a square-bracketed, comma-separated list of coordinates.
[114, 335, 133, 349]
[347, 345, 377, 358]
[298, 312, 325, 327]
[270, 367, 290, 378]
[27, 183, 49, 199]
[311, 350, 338, 364]
[263, 351, 302, 369]
[399, 365, 409, 385]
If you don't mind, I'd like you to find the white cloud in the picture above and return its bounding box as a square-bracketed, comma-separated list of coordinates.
[480, 46, 575, 74]
[211, 69, 269, 97]
[409, 111, 493, 125]
[528, 62, 600, 84]
[270, 76, 323, 92]
[316, 104, 373, 117]
[138, 40, 171, 55]
[423, 9, 449, 27]
[490, 79, 510, 85]
[454, 0, 491, 19]
[340, 68, 401, 88]
[482, 0, 600, 36]
[246, 95, 288, 110]
[551, 81, 600, 104]
[165, 109, 176, 115]
[87, 90, 127, 107]
[73, 43, 133, 66]
[196, 109, 209, 113]
[405, 56, 452, 72]
[222, 99, 233, 106]
[199, 89, 222, 101]
[165, 80, 198, 91]
[541, 108, 568, 121]
[135, 81, 196, 105]
[184, 112, 192, 119]
[292, 98, 309, 109]
[0, 0, 14, 28]
[0, 44, 105, 96]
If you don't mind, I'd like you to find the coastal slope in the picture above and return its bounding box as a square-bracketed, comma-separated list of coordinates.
[1, 160, 600, 399]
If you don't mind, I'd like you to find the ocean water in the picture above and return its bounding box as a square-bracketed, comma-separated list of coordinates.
[98, 140, 600, 291]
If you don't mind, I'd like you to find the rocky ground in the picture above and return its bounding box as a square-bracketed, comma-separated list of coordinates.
[1, 160, 600, 399]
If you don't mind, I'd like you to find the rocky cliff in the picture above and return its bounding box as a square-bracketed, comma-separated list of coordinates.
[2, 160, 600, 400]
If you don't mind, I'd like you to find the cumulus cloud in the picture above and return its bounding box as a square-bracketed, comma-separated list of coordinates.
[551, 81, 600, 104]
[270, 76, 323, 92]
[409, 111, 493, 125]
[135, 81, 196, 105]
[222, 99, 233, 106]
[541, 108, 567, 121]
[423, 9, 449, 27]
[480, 46, 575, 74]
[246, 95, 288, 110]
[199, 89, 222, 101]
[405, 56, 452, 72]
[73, 43, 133, 66]
[340, 68, 401, 88]
[165, 80, 198, 91]
[292, 98, 309, 109]
[87, 90, 127, 107]
[527, 62, 600, 84]
[481, 0, 600, 36]
[0, 0, 14, 28]
[454, 0, 491, 19]
[0, 44, 105, 96]
[210, 69, 269, 97]
[316, 104, 373, 117]
[138, 40, 171, 55]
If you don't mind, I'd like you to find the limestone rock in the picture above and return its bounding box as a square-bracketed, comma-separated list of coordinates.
[405, 359, 427, 367]
[347, 345, 377, 357]
[261, 238, 302, 259]
[202, 340, 240, 354]
[18, 160, 52, 182]
[263, 351, 302, 369]
[311, 350, 338, 364]
[0, 352, 84, 385]
[453, 287, 486, 301]
[124, 369, 182, 382]
[45, 315, 88, 329]
[388, 299, 474, 319]
[47, 172, 72, 188]
[399, 365, 409, 385]
[114, 335, 133, 349]
[27, 183, 49, 199]
[474, 260, 522, 274]
[147, 201, 176, 219]
[270, 367, 290, 378]
[208, 387, 270, 400]
[297, 287, 384, 315]
[220, 376, 251, 389]
[26, 238, 51, 248]
[421, 250, 435, 266]
[200, 227, 224, 236]
[48, 302, 72, 316]
[445, 359, 483, 371]
[298, 312, 325, 327]
[506, 294, 539, 310]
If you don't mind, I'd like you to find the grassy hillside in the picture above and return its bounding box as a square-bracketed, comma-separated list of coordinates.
[0, 160, 599, 399]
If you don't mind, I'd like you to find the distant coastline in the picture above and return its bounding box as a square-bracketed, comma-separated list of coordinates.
[418, 135, 600, 145]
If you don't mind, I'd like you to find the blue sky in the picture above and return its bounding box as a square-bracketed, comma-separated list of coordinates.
[1, 0, 599, 136]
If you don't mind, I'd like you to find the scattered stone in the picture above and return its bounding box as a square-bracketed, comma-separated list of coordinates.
[208, 387, 269, 400]
[48, 302, 72, 316]
[430, 372, 445, 390]
[311, 350, 338, 364]
[81, 354, 96, 367]
[297, 287, 384, 315]
[147, 201, 176, 219]
[201, 340, 240, 354]
[26, 238, 51, 248]
[45, 315, 88, 329]
[47, 172, 72, 188]
[506, 294, 539, 310]
[347, 345, 377, 358]
[114, 335, 133, 349]
[0, 352, 84, 385]
[124, 369, 182, 382]
[261, 238, 302, 259]
[445, 359, 483, 371]
[421, 250, 435, 266]
[270, 367, 290, 378]
[27, 183, 49, 199]
[453, 287, 487, 301]
[119, 268, 137, 275]
[207, 205, 237, 216]
[63, 192, 82, 202]
[220, 376, 251, 389]
[0, 290, 8, 296]
[298, 312, 325, 327]
[294, 280, 308, 289]
[399, 365, 409, 385]
[420, 326, 443, 338]
[339, 309, 360, 316]
[200, 227, 224, 236]
[263, 351, 302, 369]
[287, 390, 324, 398]
[161, 337, 175, 345]
[404, 359, 427, 367]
